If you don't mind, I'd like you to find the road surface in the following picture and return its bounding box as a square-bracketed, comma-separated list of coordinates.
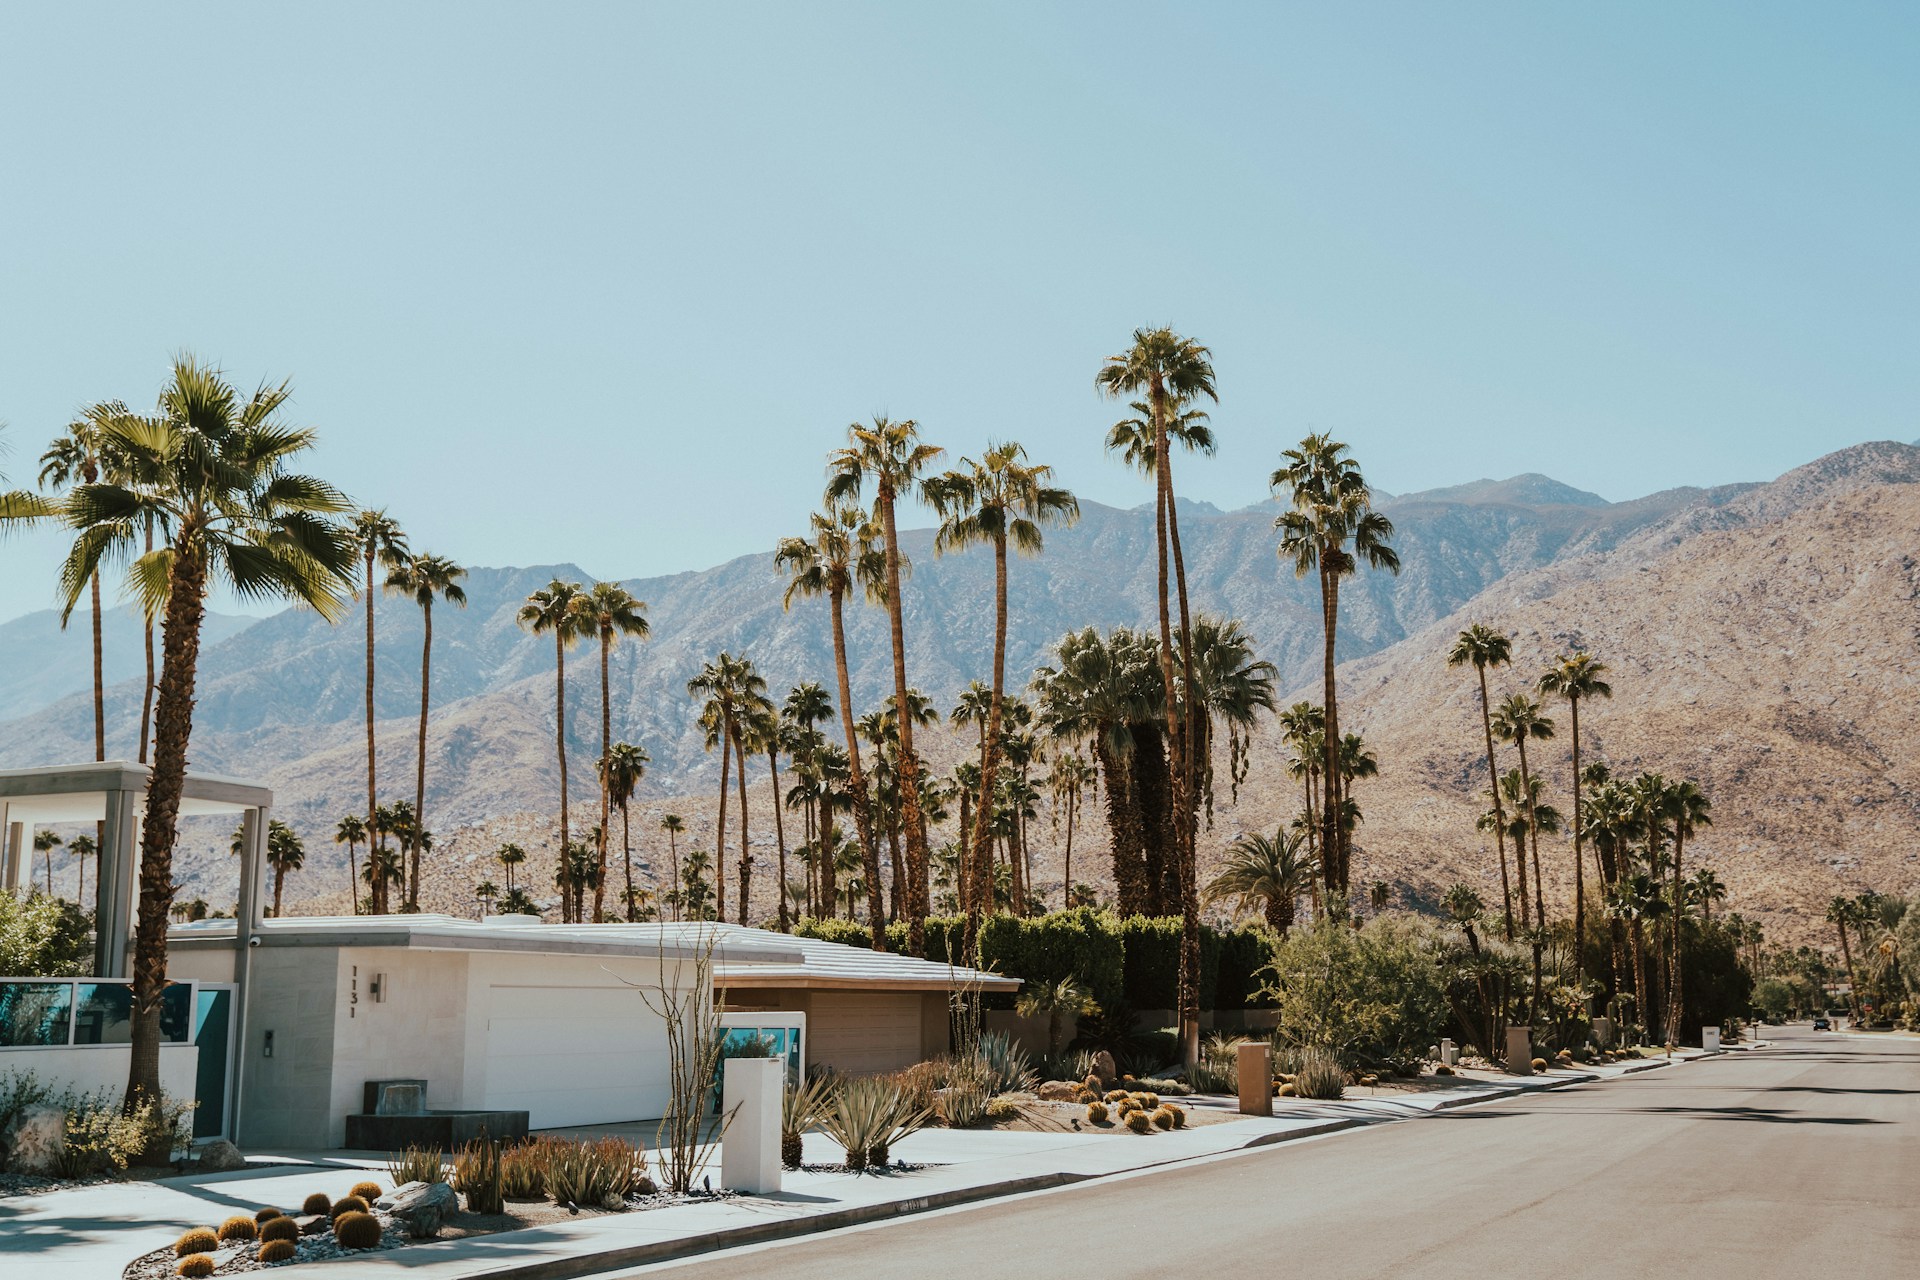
[627, 1026, 1919, 1279]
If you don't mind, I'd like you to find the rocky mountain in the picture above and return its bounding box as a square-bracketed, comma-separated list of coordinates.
[5, 445, 1915, 943]
[0, 604, 254, 721]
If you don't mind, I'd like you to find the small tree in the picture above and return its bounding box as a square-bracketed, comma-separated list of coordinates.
[1015, 974, 1097, 1060]
[625, 932, 732, 1192]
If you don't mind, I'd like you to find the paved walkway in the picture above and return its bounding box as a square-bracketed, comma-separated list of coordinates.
[0, 1052, 1709, 1280]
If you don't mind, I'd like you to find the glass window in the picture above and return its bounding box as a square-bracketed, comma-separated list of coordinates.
[160, 983, 191, 1044]
[73, 983, 133, 1045]
[0, 981, 74, 1047]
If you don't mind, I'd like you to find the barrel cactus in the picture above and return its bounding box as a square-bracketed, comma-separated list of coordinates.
[175, 1257, 216, 1279]
[334, 1210, 383, 1251]
[217, 1214, 258, 1242]
[173, 1228, 218, 1258]
[261, 1215, 301, 1245]
[260, 1238, 298, 1264]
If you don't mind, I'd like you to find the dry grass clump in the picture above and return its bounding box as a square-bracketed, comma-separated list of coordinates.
[259, 1238, 297, 1264]
[216, 1214, 258, 1242]
[173, 1228, 218, 1258]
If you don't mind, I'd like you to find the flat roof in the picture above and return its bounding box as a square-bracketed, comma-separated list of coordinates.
[169, 915, 1019, 988]
[0, 761, 273, 823]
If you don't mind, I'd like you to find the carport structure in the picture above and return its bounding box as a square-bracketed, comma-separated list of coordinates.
[0, 760, 275, 978]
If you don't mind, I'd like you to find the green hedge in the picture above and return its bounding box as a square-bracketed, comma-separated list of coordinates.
[1214, 925, 1278, 1011]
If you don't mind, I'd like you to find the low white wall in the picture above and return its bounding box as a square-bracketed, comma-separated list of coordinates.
[0, 1043, 198, 1105]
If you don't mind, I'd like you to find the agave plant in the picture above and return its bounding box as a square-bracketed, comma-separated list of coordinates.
[973, 1030, 1037, 1094]
[1292, 1045, 1346, 1100]
[782, 1077, 834, 1169]
[822, 1076, 934, 1170]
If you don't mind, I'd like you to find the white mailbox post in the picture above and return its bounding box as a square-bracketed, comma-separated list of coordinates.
[1701, 1026, 1722, 1051]
[721, 1057, 782, 1194]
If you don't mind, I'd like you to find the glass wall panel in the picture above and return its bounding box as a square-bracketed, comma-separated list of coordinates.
[73, 982, 133, 1044]
[0, 981, 74, 1047]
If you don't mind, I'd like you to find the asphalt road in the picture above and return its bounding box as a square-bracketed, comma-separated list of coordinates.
[629, 1026, 1919, 1280]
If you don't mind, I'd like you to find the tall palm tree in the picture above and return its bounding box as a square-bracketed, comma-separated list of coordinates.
[266, 820, 305, 918]
[600, 741, 649, 922]
[68, 833, 98, 917]
[826, 417, 944, 954]
[659, 814, 685, 921]
[33, 829, 62, 897]
[580, 581, 650, 921]
[776, 502, 890, 948]
[689, 651, 765, 923]
[1688, 868, 1727, 923]
[517, 579, 587, 918]
[352, 510, 410, 856]
[1205, 827, 1318, 934]
[474, 879, 498, 918]
[495, 841, 526, 896]
[1665, 779, 1712, 1040]
[48, 355, 355, 1121]
[1448, 624, 1516, 938]
[1538, 651, 1613, 967]
[39, 404, 122, 766]
[384, 552, 466, 911]
[1490, 693, 1555, 929]
[1826, 896, 1863, 1023]
[1047, 752, 1095, 910]
[1098, 327, 1217, 1066]
[1274, 434, 1399, 898]
[333, 814, 368, 915]
[925, 441, 1078, 956]
[743, 700, 793, 930]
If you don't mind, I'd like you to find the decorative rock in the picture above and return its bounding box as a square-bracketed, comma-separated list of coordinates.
[1089, 1051, 1118, 1087]
[1035, 1080, 1081, 1101]
[195, 1139, 248, 1172]
[373, 1180, 426, 1210]
[600, 1193, 624, 1211]
[0, 1103, 66, 1174]
[384, 1179, 458, 1239]
[295, 1214, 329, 1235]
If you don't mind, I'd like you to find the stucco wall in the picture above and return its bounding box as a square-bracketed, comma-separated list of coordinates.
[167, 948, 237, 984]
[237, 946, 340, 1149]
[0, 1044, 197, 1107]
[329, 948, 471, 1144]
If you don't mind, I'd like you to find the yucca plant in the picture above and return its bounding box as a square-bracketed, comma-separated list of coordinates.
[783, 1077, 834, 1168]
[1293, 1046, 1346, 1100]
[387, 1146, 446, 1185]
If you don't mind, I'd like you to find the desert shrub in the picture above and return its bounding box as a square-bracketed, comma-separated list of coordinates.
[176, 1256, 215, 1279]
[1086, 1101, 1109, 1123]
[1150, 1106, 1175, 1130]
[500, 1142, 545, 1199]
[1124, 1110, 1152, 1134]
[1262, 916, 1448, 1069]
[333, 1210, 382, 1250]
[217, 1214, 258, 1242]
[592, 1136, 647, 1198]
[329, 1195, 369, 1220]
[984, 1095, 1021, 1121]
[1292, 1046, 1345, 1100]
[547, 1139, 621, 1208]
[453, 1137, 505, 1215]
[174, 1228, 218, 1257]
[261, 1216, 300, 1244]
[784, 1076, 834, 1166]
[937, 1081, 990, 1129]
[260, 1238, 297, 1264]
[1130, 1076, 1191, 1097]
[386, 1146, 445, 1185]
[349, 1179, 382, 1202]
[301, 1192, 332, 1215]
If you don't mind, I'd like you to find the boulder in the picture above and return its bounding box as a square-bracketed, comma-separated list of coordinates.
[0, 1103, 66, 1174]
[295, 1214, 329, 1236]
[382, 1179, 457, 1239]
[1035, 1080, 1082, 1101]
[195, 1139, 248, 1172]
[1090, 1051, 1118, 1087]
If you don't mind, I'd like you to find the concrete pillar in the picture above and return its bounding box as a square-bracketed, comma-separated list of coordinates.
[95, 787, 139, 979]
[1440, 1038, 1458, 1066]
[1, 811, 20, 895]
[1506, 1026, 1534, 1075]
[720, 1056, 782, 1193]
[1701, 1026, 1721, 1051]
[1236, 1041, 1273, 1116]
[237, 806, 266, 937]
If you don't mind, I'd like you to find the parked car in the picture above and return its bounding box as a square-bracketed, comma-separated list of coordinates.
[1812, 1015, 1830, 1031]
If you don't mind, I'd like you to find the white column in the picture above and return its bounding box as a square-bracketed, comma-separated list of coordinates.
[720, 1057, 782, 1194]
[0, 806, 19, 895]
[236, 806, 267, 938]
[96, 788, 138, 978]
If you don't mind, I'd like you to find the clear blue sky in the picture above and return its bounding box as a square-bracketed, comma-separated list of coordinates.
[2, 2, 1914, 623]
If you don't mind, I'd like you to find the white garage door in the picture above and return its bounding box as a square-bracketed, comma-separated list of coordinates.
[483, 984, 672, 1129]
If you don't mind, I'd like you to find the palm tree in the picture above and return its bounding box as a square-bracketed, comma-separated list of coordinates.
[49, 356, 356, 1122]
[581, 581, 650, 920]
[1047, 752, 1095, 910]
[1098, 327, 1217, 1067]
[497, 886, 537, 917]
[1538, 651, 1613, 966]
[689, 652, 765, 923]
[1826, 897, 1862, 1022]
[1688, 868, 1727, 924]
[364, 845, 404, 915]
[68, 833, 98, 917]
[742, 702, 793, 931]
[1015, 975, 1098, 1059]
[517, 579, 588, 918]
[659, 814, 686, 920]
[1205, 827, 1318, 934]
[826, 417, 944, 955]
[600, 741, 650, 922]
[33, 829, 62, 897]
[1609, 875, 1665, 1035]
[352, 510, 410, 856]
[474, 879, 498, 918]
[1274, 434, 1399, 898]
[494, 842, 527, 897]
[1444, 883, 1485, 954]
[266, 820, 305, 918]
[925, 441, 1078, 955]
[39, 404, 122, 766]
[1490, 694, 1555, 929]
[1448, 624, 1515, 938]
[333, 815, 368, 915]
[776, 502, 889, 948]
[384, 552, 467, 911]
[1665, 780, 1712, 1040]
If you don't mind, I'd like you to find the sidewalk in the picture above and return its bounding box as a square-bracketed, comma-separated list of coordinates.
[0, 1053, 1696, 1280]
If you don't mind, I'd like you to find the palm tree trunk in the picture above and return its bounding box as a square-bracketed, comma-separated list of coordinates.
[829, 586, 886, 950]
[348, 839, 359, 915]
[1836, 925, 1861, 1022]
[1570, 696, 1585, 978]
[1162, 459, 1202, 1069]
[714, 709, 731, 922]
[1318, 565, 1342, 896]
[666, 829, 679, 921]
[1477, 667, 1513, 939]
[595, 629, 613, 922]
[553, 631, 571, 921]
[410, 599, 432, 911]
[125, 533, 208, 1135]
[734, 727, 752, 925]
[273, 865, 285, 919]
[768, 748, 788, 931]
[621, 799, 635, 921]
[877, 486, 931, 955]
[90, 570, 105, 760]
[888, 822, 905, 923]
[139, 520, 156, 764]
[364, 547, 378, 909]
[1062, 786, 1076, 910]
[964, 535, 1010, 963]
[1668, 827, 1686, 1042]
